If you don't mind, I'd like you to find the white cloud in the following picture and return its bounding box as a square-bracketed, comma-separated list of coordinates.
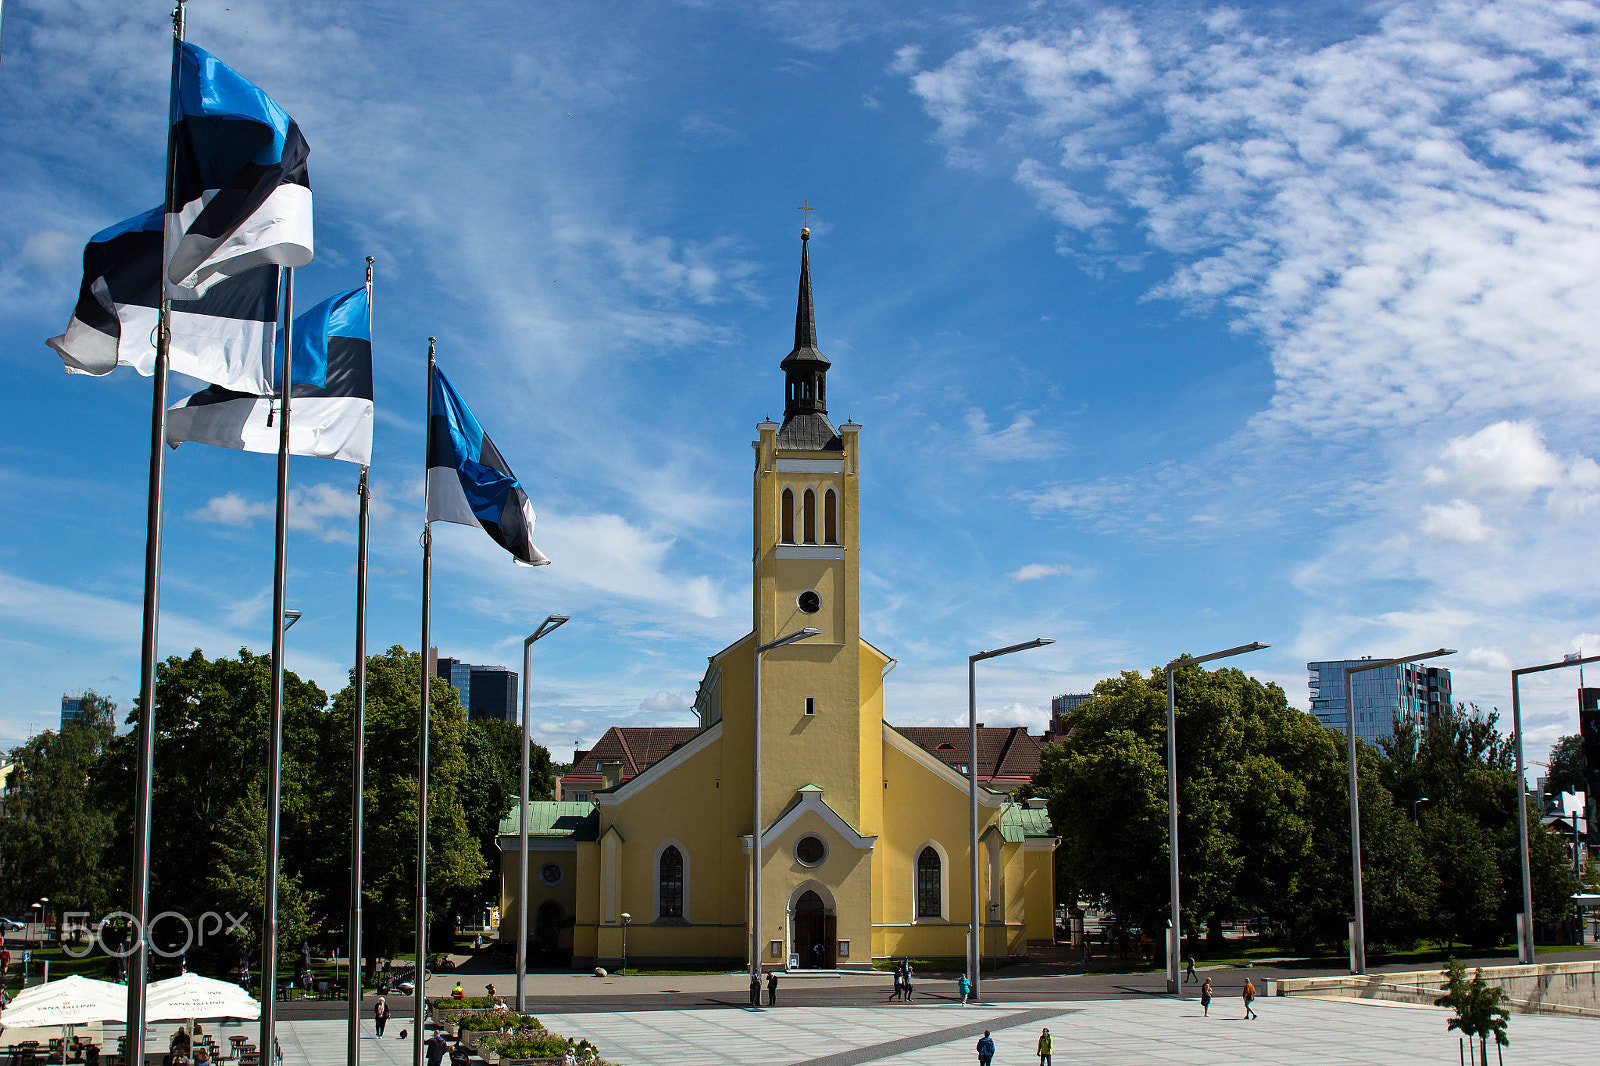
[965, 409, 1059, 461]
[1425, 421, 1562, 498]
[1420, 499, 1492, 543]
[188, 493, 271, 528]
[639, 691, 693, 712]
[1009, 563, 1078, 582]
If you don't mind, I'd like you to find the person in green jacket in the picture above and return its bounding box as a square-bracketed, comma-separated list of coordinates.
[957, 974, 971, 1005]
[1037, 1027, 1052, 1066]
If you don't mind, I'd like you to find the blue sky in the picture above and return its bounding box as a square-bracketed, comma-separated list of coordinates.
[4, 0, 1600, 772]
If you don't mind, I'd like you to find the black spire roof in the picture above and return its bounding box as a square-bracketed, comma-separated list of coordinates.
[776, 228, 842, 451]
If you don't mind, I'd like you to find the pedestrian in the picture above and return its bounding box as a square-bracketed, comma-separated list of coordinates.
[0, 945, 9, 976]
[374, 996, 389, 1037]
[1080, 940, 1090, 968]
[450, 981, 465, 1000]
[1243, 976, 1258, 1020]
[976, 1029, 995, 1066]
[891, 961, 903, 1002]
[426, 1030, 449, 1066]
[1200, 976, 1212, 1017]
[765, 970, 778, 1006]
[902, 960, 915, 1001]
[748, 972, 761, 1006]
[957, 973, 971, 1005]
[485, 983, 496, 999]
[1036, 1027, 1052, 1066]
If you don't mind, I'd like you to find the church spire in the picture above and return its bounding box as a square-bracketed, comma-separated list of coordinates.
[777, 228, 840, 449]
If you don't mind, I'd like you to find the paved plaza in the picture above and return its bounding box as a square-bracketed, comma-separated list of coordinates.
[255, 996, 1595, 1065]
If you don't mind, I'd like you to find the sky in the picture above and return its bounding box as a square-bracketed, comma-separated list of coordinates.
[3, 0, 1599, 776]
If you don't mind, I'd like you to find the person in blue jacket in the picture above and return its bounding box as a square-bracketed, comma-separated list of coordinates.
[976, 1030, 995, 1066]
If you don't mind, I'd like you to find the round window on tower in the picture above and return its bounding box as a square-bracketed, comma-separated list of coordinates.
[795, 835, 827, 867]
[797, 590, 821, 614]
[540, 863, 564, 886]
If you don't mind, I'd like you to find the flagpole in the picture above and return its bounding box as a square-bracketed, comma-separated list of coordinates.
[348, 258, 374, 1066]
[126, 8, 183, 1065]
[260, 263, 295, 1061]
[415, 338, 436, 1066]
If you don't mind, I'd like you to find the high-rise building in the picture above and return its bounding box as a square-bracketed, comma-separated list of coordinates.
[434, 657, 517, 722]
[60, 692, 87, 728]
[1307, 659, 1452, 744]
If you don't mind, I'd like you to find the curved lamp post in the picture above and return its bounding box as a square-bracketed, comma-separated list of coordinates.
[752, 628, 820, 978]
[620, 912, 631, 975]
[1164, 642, 1269, 995]
[967, 637, 1054, 1002]
[1510, 651, 1600, 963]
[1345, 648, 1454, 974]
[515, 614, 569, 1013]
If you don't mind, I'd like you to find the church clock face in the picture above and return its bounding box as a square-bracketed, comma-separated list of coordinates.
[797, 589, 821, 614]
[540, 863, 563, 886]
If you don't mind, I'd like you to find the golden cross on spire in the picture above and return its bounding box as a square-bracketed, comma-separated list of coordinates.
[798, 199, 814, 232]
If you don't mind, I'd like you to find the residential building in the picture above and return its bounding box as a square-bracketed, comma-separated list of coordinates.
[1307, 659, 1452, 744]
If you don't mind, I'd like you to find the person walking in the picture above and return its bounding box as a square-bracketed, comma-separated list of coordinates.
[426, 1031, 449, 1066]
[890, 961, 903, 1003]
[1200, 976, 1213, 1017]
[975, 1030, 995, 1066]
[1242, 977, 1258, 1020]
[1036, 1027, 1052, 1066]
[765, 970, 778, 1006]
[1184, 955, 1197, 983]
[374, 996, 389, 1037]
[902, 960, 914, 1002]
[749, 972, 761, 1006]
[957, 973, 971, 1005]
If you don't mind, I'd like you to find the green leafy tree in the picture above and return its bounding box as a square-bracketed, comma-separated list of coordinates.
[1425, 809, 1502, 948]
[451, 717, 553, 919]
[1544, 735, 1586, 801]
[1435, 957, 1510, 1062]
[321, 647, 488, 957]
[0, 692, 117, 919]
[207, 783, 319, 972]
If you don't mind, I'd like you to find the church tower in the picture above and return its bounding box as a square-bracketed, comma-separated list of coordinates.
[751, 228, 872, 830]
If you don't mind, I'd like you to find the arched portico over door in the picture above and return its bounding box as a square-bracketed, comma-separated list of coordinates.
[786, 881, 837, 970]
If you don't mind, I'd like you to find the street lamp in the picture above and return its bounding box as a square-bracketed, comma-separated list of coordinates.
[31, 900, 45, 942]
[968, 637, 1054, 1002]
[1164, 642, 1269, 995]
[1510, 651, 1600, 963]
[1344, 649, 1454, 974]
[752, 628, 821, 978]
[516, 614, 570, 1014]
[1413, 797, 1430, 824]
[620, 913, 631, 975]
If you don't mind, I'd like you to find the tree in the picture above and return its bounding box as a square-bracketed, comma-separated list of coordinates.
[451, 717, 553, 918]
[1425, 810, 1501, 949]
[1435, 957, 1510, 1063]
[0, 692, 117, 919]
[1035, 664, 1341, 943]
[206, 784, 319, 971]
[1545, 735, 1586, 801]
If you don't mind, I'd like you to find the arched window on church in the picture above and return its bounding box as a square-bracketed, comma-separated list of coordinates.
[824, 489, 838, 544]
[781, 488, 795, 544]
[916, 847, 941, 919]
[659, 845, 683, 918]
[803, 488, 817, 543]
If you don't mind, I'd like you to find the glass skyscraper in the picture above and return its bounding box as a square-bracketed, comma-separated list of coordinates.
[1307, 659, 1452, 744]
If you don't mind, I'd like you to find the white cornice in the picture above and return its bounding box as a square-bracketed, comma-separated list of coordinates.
[760, 789, 876, 850]
[595, 721, 723, 806]
[776, 545, 845, 560]
[777, 458, 845, 473]
[883, 724, 1009, 807]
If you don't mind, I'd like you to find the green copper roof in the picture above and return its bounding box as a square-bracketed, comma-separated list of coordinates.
[497, 801, 599, 840]
[1003, 802, 1055, 840]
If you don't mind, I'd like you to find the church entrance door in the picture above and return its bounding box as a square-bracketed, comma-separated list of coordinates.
[794, 890, 835, 969]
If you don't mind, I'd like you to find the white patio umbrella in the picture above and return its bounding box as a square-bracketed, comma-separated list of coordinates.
[145, 975, 261, 1063]
[0, 974, 126, 1058]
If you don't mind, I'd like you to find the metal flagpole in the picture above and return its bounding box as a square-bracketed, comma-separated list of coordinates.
[518, 617, 569, 1013]
[127, 8, 184, 1064]
[414, 339, 436, 1066]
[347, 257, 375, 1066]
[261, 264, 296, 1059]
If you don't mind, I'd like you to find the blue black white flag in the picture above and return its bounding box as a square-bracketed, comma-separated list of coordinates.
[47, 206, 277, 392]
[166, 286, 373, 464]
[427, 367, 549, 566]
[166, 42, 312, 300]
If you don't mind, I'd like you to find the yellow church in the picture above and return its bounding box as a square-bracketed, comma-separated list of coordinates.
[498, 231, 1058, 971]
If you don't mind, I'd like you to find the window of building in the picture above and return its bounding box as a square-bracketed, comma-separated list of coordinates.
[803, 488, 817, 543]
[916, 847, 941, 918]
[659, 845, 683, 918]
[824, 489, 838, 544]
[781, 488, 795, 544]
[804, 697, 815, 716]
[795, 835, 826, 867]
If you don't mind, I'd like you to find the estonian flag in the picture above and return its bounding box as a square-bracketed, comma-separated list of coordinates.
[166, 286, 374, 465]
[47, 206, 278, 393]
[427, 367, 549, 566]
[166, 42, 312, 301]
